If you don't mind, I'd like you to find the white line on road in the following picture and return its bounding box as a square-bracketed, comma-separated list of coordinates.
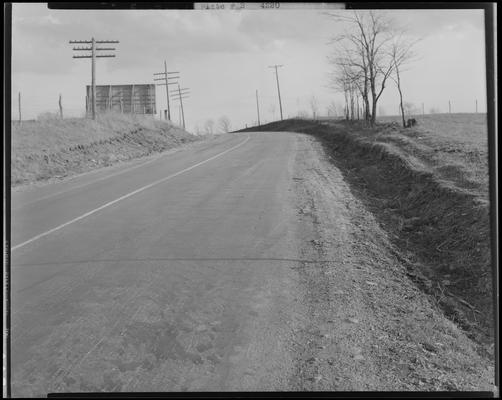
[12, 135, 250, 251]
[12, 136, 230, 210]
[12, 152, 169, 210]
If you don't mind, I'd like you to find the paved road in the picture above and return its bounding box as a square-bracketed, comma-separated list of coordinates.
[11, 131, 308, 395]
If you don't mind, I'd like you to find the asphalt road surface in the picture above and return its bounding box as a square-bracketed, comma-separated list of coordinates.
[10, 131, 308, 395]
[10, 129, 496, 395]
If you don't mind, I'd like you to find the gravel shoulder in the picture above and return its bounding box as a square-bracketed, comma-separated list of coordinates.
[290, 133, 495, 391]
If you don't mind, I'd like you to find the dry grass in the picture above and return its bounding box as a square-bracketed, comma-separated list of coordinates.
[377, 113, 489, 199]
[11, 112, 200, 186]
[12, 112, 178, 154]
[378, 113, 488, 146]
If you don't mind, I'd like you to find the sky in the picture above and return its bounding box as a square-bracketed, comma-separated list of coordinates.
[11, 3, 487, 133]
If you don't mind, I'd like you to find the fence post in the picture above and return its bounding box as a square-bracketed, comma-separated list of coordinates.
[18, 92, 21, 123]
[59, 94, 63, 119]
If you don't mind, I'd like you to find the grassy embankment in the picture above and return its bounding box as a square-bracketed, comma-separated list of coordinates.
[11, 113, 201, 186]
[240, 114, 494, 350]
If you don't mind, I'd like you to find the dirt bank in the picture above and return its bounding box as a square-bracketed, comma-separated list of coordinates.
[289, 133, 494, 390]
[241, 119, 495, 350]
[11, 113, 201, 186]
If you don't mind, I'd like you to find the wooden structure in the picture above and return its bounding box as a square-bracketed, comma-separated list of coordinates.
[85, 84, 156, 115]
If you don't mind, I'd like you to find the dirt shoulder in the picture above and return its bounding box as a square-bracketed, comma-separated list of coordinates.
[290, 133, 495, 391]
[242, 119, 495, 350]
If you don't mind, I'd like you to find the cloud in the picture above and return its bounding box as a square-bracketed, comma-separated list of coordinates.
[12, 6, 268, 75]
[10, 5, 488, 124]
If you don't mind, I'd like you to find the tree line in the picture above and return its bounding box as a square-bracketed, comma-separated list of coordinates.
[327, 10, 419, 127]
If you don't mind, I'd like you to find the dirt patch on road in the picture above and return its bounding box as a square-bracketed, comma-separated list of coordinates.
[288, 133, 494, 391]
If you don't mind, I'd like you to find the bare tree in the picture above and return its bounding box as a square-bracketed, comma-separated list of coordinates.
[327, 10, 397, 126]
[297, 110, 309, 119]
[218, 116, 232, 133]
[389, 33, 419, 127]
[327, 100, 338, 118]
[403, 102, 420, 116]
[204, 119, 215, 135]
[310, 96, 319, 119]
[329, 63, 358, 121]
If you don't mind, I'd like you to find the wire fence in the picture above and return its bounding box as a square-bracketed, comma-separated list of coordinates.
[10, 90, 486, 127]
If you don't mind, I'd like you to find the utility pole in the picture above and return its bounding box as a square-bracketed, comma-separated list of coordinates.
[268, 64, 284, 120]
[70, 38, 118, 120]
[256, 89, 261, 126]
[59, 94, 63, 119]
[476, 99, 478, 113]
[153, 60, 179, 121]
[448, 100, 451, 114]
[422, 102, 424, 116]
[171, 85, 190, 130]
[178, 84, 185, 130]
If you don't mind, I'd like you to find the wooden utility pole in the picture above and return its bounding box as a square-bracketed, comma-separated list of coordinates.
[476, 99, 478, 113]
[59, 94, 63, 119]
[171, 86, 190, 130]
[70, 38, 118, 120]
[153, 61, 179, 121]
[448, 100, 451, 114]
[268, 64, 284, 120]
[256, 89, 261, 126]
[91, 38, 96, 118]
[164, 61, 171, 120]
[178, 84, 185, 129]
[18, 92, 21, 123]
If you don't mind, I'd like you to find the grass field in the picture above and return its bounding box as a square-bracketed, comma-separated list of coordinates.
[376, 113, 489, 199]
[11, 112, 200, 186]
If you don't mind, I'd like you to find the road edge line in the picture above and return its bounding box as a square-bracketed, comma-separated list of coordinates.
[12, 135, 250, 251]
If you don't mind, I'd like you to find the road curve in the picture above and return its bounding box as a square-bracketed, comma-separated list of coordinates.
[11, 131, 306, 395]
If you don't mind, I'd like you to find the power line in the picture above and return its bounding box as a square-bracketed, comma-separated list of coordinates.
[69, 37, 119, 120]
[170, 90, 190, 98]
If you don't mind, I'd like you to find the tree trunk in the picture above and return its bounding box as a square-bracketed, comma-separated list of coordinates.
[395, 64, 406, 128]
[344, 89, 349, 120]
[370, 72, 377, 126]
[371, 96, 377, 126]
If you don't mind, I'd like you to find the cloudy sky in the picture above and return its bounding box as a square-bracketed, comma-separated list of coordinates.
[11, 3, 486, 132]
